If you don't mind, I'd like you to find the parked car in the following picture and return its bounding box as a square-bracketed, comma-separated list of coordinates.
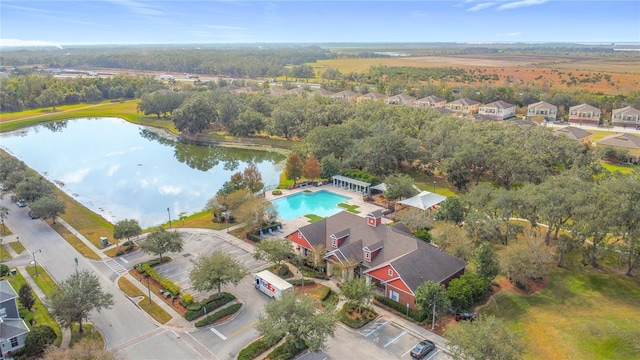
[28, 211, 39, 219]
[410, 340, 435, 359]
[0, 183, 7, 191]
[455, 312, 478, 321]
[16, 199, 27, 207]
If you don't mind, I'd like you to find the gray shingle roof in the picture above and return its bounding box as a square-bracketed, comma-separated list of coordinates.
[597, 133, 640, 149]
[552, 126, 593, 141]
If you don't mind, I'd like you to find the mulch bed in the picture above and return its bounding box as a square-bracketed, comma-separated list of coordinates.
[130, 269, 187, 315]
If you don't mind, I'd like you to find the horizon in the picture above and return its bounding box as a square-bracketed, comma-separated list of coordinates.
[1, 1, 639, 48]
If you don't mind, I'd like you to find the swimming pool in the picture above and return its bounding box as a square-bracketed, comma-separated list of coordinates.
[272, 190, 350, 220]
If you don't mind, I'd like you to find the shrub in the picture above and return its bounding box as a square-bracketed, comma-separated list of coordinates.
[267, 337, 307, 360]
[23, 325, 57, 357]
[338, 303, 377, 328]
[0, 264, 10, 276]
[247, 232, 262, 243]
[194, 303, 242, 327]
[116, 250, 124, 256]
[141, 263, 180, 296]
[301, 267, 328, 279]
[321, 289, 339, 309]
[237, 334, 285, 360]
[287, 279, 315, 287]
[374, 295, 427, 322]
[184, 292, 236, 321]
[413, 228, 432, 243]
[181, 292, 194, 305]
[19, 307, 34, 326]
[272, 189, 282, 195]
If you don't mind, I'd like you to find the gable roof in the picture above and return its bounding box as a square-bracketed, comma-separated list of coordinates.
[397, 191, 447, 210]
[527, 101, 557, 111]
[552, 126, 593, 141]
[0, 279, 18, 301]
[481, 100, 514, 109]
[570, 103, 600, 113]
[388, 243, 466, 289]
[415, 95, 446, 104]
[597, 133, 640, 149]
[448, 98, 480, 107]
[358, 92, 386, 100]
[612, 106, 640, 117]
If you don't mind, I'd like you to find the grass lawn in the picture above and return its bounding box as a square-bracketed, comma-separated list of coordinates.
[118, 277, 172, 324]
[9, 241, 26, 254]
[601, 162, 638, 175]
[50, 222, 102, 260]
[0, 226, 12, 236]
[0, 245, 11, 261]
[69, 323, 104, 348]
[482, 253, 640, 360]
[338, 203, 361, 214]
[304, 214, 324, 223]
[409, 170, 459, 197]
[1, 272, 62, 346]
[25, 265, 59, 297]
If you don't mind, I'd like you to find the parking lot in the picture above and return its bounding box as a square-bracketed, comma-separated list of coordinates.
[357, 318, 450, 359]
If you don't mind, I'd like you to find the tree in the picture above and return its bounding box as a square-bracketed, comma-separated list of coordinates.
[446, 273, 491, 311]
[47, 270, 114, 333]
[434, 197, 465, 224]
[431, 222, 476, 261]
[23, 325, 57, 357]
[414, 280, 451, 321]
[472, 243, 500, 281]
[189, 250, 248, 295]
[285, 153, 304, 185]
[14, 176, 55, 202]
[234, 194, 278, 231]
[172, 93, 217, 135]
[340, 277, 374, 314]
[19, 283, 36, 311]
[0, 205, 8, 233]
[243, 162, 264, 194]
[303, 154, 321, 182]
[253, 238, 294, 268]
[256, 291, 337, 353]
[383, 173, 414, 202]
[113, 219, 142, 244]
[500, 229, 554, 285]
[320, 154, 341, 179]
[310, 243, 327, 270]
[445, 315, 525, 360]
[140, 228, 184, 262]
[28, 195, 66, 223]
[395, 208, 434, 232]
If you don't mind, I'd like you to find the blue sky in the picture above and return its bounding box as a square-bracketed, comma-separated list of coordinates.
[1, 1, 639, 46]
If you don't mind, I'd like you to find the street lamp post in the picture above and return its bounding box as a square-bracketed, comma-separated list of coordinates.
[433, 181, 436, 193]
[32, 249, 42, 277]
[147, 276, 152, 305]
[167, 207, 172, 228]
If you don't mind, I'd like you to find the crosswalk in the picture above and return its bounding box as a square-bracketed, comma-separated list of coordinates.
[104, 259, 128, 275]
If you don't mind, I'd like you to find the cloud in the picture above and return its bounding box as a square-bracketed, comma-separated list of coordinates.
[497, 0, 549, 10]
[60, 168, 91, 184]
[106, 164, 120, 177]
[496, 32, 522, 37]
[0, 39, 63, 48]
[105, 0, 164, 17]
[468, 1, 499, 11]
[158, 185, 182, 195]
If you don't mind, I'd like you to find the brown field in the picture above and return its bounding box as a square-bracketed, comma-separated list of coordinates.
[316, 53, 640, 94]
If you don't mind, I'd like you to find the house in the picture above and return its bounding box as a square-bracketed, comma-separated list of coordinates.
[356, 92, 387, 103]
[0, 280, 30, 359]
[285, 211, 466, 310]
[526, 101, 558, 122]
[285, 87, 309, 97]
[445, 98, 481, 115]
[330, 90, 359, 102]
[384, 94, 416, 106]
[552, 126, 593, 144]
[569, 103, 601, 125]
[478, 100, 516, 120]
[611, 106, 640, 128]
[596, 133, 640, 163]
[414, 95, 447, 108]
[312, 88, 335, 97]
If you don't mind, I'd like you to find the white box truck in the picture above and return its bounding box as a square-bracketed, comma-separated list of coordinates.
[254, 270, 293, 299]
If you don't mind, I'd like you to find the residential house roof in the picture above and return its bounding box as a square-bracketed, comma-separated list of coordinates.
[357, 92, 387, 101]
[0, 280, 17, 301]
[286, 87, 308, 96]
[448, 98, 480, 107]
[570, 103, 600, 113]
[313, 88, 335, 97]
[527, 101, 557, 111]
[397, 191, 447, 210]
[597, 133, 640, 150]
[552, 126, 593, 141]
[612, 106, 640, 117]
[296, 212, 465, 290]
[481, 100, 515, 109]
[385, 93, 416, 104]
[415, 95, 446, 105]
[331, 175, 371, 188]
[330, 90, 359, 100]
[433, 107, 456, 115]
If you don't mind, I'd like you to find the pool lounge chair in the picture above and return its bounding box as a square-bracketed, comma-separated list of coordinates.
[268, 228, 275, 236]
[277, 225, 284, 233]
[260, 230, 267, 238]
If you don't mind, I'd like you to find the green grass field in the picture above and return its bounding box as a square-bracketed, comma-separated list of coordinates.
[483, 253, 640, 360]
[118, 276, 172, 324]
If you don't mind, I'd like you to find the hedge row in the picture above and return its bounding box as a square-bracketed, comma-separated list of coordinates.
[287, 279, 316, 287]
[184, 292, 236, 321]
[237, 334, 285, 360]
[374, 295, 428, 322]
[139, 263, 180, 295]
[301, 267, 328, 279]
[194, 303, 242, 327]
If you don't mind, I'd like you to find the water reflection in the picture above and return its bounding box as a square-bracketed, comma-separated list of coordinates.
[0, 118, 285, 228]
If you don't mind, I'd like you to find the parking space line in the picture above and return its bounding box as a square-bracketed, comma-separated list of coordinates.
[426, 349, 439, 360]
[383, 330, 406, 348]
[364, 321, 387, 337]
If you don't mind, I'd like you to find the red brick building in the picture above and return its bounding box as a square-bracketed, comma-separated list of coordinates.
[286, 211, 466, 310]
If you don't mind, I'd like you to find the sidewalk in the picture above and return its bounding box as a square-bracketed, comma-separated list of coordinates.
[55, 217, 109, 260]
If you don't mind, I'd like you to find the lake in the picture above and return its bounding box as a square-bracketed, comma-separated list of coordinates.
[0, 118, 285, 228]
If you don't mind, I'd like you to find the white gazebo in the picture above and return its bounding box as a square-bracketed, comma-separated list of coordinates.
[397, 191, 447, 211]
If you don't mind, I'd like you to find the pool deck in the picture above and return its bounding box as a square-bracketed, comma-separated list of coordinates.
[264, 183, 390, 236]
